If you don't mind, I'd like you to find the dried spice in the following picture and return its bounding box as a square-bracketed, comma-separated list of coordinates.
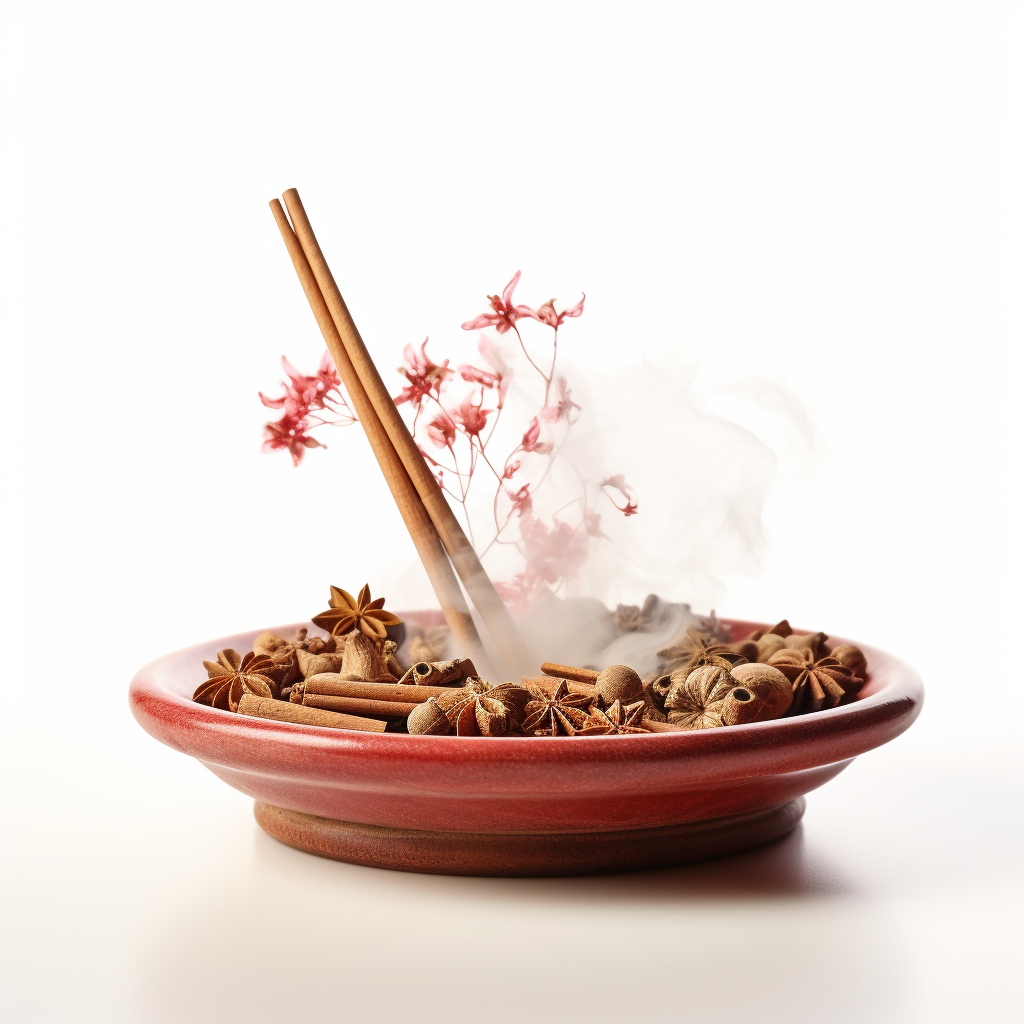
[768, 647, 861, 715]
[657, 629, 748, 675]
[337, 631, 397, 682]
[253, 628, 338, 686]
[663, 664, 735, 730]
[754, 633, 787, 662]
[783, 631, 830, 658]
[521, 680, 593, 736]
[745, 620, 793, 641]
[578, 700, 649, 736]
[724, 663, 793, 724]
[594, 664, 644, 707]
[194, 649, 277, 711]
[311, 584, 402, 640]
[831, 644, 868, 681]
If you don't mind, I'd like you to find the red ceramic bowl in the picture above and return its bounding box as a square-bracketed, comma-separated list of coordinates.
[130, 616, 922, 876]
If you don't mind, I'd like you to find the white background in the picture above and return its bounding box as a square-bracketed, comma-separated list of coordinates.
[1, 2, 1021, 1022]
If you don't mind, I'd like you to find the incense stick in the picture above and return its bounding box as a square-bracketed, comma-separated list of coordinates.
[269, 199, 486, 666]
[280, 188, 530, 674]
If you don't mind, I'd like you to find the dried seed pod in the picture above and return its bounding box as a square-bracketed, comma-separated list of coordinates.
[783, 631, 830, 658]
[830, 644, 868, 680]
[744, 620, 793, 642]
[645, 674, 672, 713]
[657, 629, 747, 675]
[296, 649, 346, 677]
[521, 681, 592, 736]
[724, 663, 793, 724]
[194, 649, 277, 711]
[595, 665, 644, 707]
[754, 633, 787, 662]
[338, 632, 397, 682]
[663, 665, 734, 730]
[407, 698, 452, 735]
[768, 648, 859, 714]
[725, 640, 758, 663]
[578, 700, 650, 735]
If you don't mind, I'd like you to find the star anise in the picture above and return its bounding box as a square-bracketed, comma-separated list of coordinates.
[657, 629, 748, 675]
[193, 649, 276, 711]
[767, 648, 860, 715]
[311, 584, 403, 640]
[521, 680, 593, 736]
[578, 699, 650, 736]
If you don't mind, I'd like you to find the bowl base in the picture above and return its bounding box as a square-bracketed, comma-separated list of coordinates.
[254, 798, 806, 876]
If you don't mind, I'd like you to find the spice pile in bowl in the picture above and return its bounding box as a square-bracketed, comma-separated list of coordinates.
[193, 584, 868, 737]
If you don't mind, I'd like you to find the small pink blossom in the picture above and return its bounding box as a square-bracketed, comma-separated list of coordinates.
[503, 458, 521, 480]
[263, 416, 324, 467]
[459, 364, 502, 392]
[540, 376, 581, 424]
[507, 483, 533, 518]
[531, 293, 585, 329]
[450, 397, 491, 439]
[426, 412, 456, 449]
[601, 474, 639, 516]
[395, 338, 451, 408]
[461, 271, 536, 335]
[520, 417, 553, 454]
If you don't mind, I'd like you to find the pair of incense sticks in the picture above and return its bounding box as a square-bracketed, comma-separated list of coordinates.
[269, 190, 527, 675]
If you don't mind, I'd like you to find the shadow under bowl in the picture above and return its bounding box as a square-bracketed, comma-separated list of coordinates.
[130, 616, 922, 876]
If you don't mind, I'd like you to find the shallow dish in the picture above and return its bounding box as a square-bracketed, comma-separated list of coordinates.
[129, 616, 922, 876]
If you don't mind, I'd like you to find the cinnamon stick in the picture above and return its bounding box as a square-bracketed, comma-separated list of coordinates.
[524, 674, 599, 699]
[237, 694, 386, 732]
[301, 693, 420, 718]
[301, 674, 459, 704]
[540, 662, 600, 684]
[280, 189, 530, 676]
[269, 200, 485, 667]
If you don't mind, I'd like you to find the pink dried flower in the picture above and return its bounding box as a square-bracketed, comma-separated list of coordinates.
[601, 474, 639, 516]
[507, 483, 533, 518]
[426, 411, 457, 449]
[540, 376, 580, 424]
[461, 271, 536, 335]
[396, 338, 451, 408]
[520, 417, 552, 455]
[262, 416, 324, 467]
[531, 293, 585, 329]
[450, 397, 491, 440]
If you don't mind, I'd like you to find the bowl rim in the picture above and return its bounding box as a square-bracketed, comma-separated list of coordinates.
[130, 616, 923, 785]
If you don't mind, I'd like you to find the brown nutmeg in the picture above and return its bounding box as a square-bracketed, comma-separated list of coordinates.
[595, 664, 645, 706]
[830, 644, 868, 680]
[755, 633, 788, 662]
[725, 663, 793, 724]
[407, 698, 452, 735]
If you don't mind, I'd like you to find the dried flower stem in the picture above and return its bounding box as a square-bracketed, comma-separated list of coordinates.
[269, 199, 485, 665]
[281, 189, 529, 676]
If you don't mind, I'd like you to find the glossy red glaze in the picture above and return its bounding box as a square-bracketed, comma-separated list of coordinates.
[130, 617, 923, 838]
